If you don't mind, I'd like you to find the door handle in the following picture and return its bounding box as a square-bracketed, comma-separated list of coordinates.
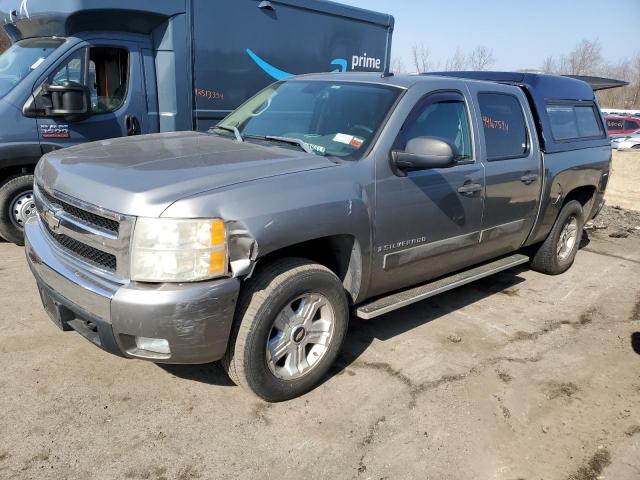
[457, 183, 483, 197]
[521, 173, 539, 185]
[125, 115, 139, 136]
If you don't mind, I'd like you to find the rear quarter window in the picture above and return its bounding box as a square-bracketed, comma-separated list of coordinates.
[478, 93, 529, 160]
[546, 104, 604, 141]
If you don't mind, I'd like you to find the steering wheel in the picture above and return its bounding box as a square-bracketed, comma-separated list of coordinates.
[351, 124, 374, 136]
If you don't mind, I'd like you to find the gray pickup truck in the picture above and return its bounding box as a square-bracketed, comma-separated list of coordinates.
[25, 72, 611, 401]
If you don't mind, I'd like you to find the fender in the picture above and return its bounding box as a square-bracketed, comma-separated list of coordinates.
[162, 163, 374, 299]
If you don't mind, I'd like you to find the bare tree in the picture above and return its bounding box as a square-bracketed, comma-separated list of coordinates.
[567, 39, 602, 75]
[411, 43, 433, 73]
[390, 57, 406, 74]
[444, 48, 467, 71]
[468, 46, 495, 71]
[541, 55, 557, 74]
[0, 30, 9, 53]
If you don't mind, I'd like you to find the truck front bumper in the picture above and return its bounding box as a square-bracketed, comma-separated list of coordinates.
[25, 219, 240, 364]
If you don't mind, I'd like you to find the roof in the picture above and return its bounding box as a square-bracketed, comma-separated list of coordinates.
[1, 0, 393, 39]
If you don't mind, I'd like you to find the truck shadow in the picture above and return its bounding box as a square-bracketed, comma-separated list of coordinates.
[158, 266, 528, 389]
[159, 362, 236, 387]
[159, 232, 595, 389]
[326, 266, 528, 380]
[632, 332, 640, 355]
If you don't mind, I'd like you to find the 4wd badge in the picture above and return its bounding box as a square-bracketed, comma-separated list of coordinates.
[40, 125, 70, 139]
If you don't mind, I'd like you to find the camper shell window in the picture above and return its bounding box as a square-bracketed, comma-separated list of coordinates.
[546, 103, 604, 141]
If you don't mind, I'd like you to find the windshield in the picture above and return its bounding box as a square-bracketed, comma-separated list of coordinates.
[0, 37, 65, 98]
[216, 81, 402, 159]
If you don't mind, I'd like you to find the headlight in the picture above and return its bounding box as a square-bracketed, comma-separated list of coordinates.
[131, 218, 227, 282]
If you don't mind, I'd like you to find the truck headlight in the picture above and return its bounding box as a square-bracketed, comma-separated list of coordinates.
[131, 218, 227, 282]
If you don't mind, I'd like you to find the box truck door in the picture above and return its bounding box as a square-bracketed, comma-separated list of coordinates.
[35, 39, 151, 152]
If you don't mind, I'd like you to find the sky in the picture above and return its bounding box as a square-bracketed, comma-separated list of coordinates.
[342, 0, 640, 72]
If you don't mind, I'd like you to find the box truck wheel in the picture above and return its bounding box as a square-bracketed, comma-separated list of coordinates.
[0, 174, 35, 246]
[530, 200, 584, 275]
[223, 258, 349, 402]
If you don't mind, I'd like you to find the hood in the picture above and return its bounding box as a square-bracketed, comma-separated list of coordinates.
[36, 131, 338, 217]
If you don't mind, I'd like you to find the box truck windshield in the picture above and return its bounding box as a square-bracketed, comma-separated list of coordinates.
[0, 37, 64, 97]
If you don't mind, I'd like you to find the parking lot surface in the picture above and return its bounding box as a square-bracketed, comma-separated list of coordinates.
[1, 229, 639, 480]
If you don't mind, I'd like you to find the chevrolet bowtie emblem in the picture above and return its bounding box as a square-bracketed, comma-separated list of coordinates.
[43, 206, 62, 232]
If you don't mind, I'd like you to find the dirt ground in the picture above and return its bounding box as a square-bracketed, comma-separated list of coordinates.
[607, 150, 640, 212]
[1, 224, 639, 479]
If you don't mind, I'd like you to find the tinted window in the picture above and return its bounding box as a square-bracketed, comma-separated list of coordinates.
[396, 92, 473, 161]
[478, 93, 528, 160]
[546, 104, 603, 140]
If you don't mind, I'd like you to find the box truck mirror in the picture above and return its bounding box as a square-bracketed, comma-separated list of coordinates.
[43, 81, 91, 121]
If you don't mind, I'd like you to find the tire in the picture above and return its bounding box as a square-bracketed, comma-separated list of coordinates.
[222, 258, 349, 402]
[0, 174, 35, 246]
[530, 200, 584, 275]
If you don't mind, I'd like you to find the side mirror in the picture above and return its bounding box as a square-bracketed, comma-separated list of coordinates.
[392, 137, 457, 171]
[43, 81, 90, 121]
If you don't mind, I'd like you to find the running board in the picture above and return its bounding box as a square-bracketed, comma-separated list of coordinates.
[356, 254, 530, 320]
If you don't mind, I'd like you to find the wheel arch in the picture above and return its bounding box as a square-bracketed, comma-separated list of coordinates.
[252, 234, 364, 304]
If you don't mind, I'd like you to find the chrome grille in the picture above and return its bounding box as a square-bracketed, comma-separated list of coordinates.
[43, 222, 117, 272]
[40, 188, 119, 234]
[34, 184, 133, 281]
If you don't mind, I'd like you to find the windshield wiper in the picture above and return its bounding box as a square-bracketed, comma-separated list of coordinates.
[212, 124, 244, 142]
[264, 136, 314, 154]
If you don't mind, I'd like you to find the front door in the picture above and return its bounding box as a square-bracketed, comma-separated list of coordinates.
[467, 87, 542, 260]
[36, 39, 150, 153]
[371, 90, 485, 297]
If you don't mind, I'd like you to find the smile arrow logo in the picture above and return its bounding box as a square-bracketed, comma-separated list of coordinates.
[246, 48, 348, 81]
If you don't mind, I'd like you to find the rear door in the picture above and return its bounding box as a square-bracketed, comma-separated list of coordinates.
[467, 84, 542, 260]
[36, 38, 151, 153]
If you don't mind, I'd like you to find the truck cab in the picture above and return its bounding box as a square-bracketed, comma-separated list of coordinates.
[0, 0, 394, 244]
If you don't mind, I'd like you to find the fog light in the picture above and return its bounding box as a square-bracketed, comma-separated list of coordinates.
[135, 337, 170, 355]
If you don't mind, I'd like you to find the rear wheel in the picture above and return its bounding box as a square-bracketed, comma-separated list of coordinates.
[530, 200, 584, 275]
[223, 258, 349, 402]
[0, 174, 36, 246]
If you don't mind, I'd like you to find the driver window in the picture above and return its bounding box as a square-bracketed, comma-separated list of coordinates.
[396, 92, 473, 162]
[89, 47, 129, 114]
[46, 46, 129, 114]
[50, 49, 85, 87]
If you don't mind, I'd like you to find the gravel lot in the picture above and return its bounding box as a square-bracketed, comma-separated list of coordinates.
[1, 222, 639, 479]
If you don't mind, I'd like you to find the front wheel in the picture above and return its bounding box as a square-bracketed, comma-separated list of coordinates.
[223, 258, 349, 402]
[0, 174, 36, 246]
[530, 200, 585, 275]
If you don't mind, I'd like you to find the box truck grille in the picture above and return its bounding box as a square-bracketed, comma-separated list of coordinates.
[40, 189, 120, 234]
[43, 223, 117, 272]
